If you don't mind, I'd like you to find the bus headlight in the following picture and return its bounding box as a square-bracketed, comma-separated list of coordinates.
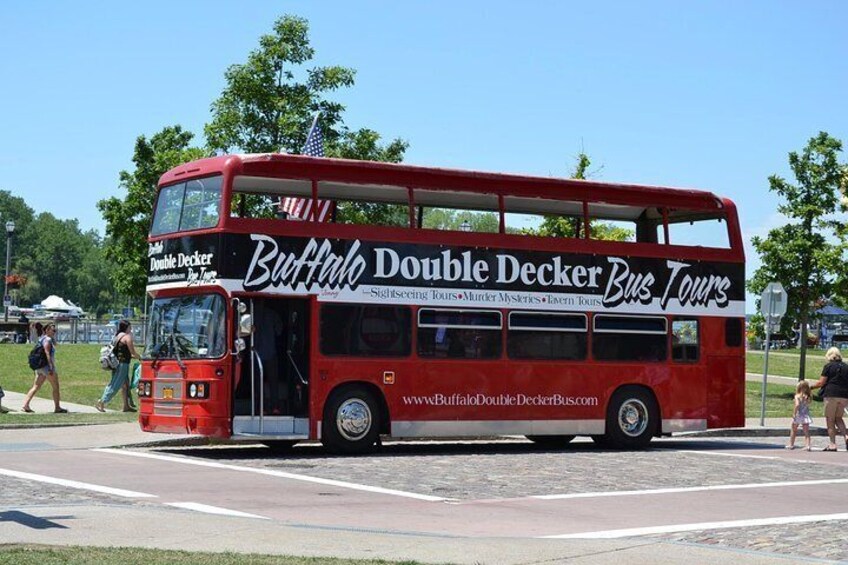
[138, 381, 153, 398]
[186, 382, 209, 399]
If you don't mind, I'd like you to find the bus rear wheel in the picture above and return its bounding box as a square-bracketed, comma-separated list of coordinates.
[525, 435, 575, 449]
[322, 386, 380, 455]
[601, 386, 658, 450]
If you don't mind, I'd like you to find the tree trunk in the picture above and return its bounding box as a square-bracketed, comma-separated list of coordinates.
[798, 290, 809, 381]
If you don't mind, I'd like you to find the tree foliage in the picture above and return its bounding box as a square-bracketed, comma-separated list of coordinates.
[98, 126, 206, 298]
[528, 153, 632, 241]
[0, 191, 116, 315]
[100, 15, 410, 290]
[749, 131, 848, 378]
[205, 15, 406, 160]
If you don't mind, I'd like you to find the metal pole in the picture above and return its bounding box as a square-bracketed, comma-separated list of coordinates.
[760, 291, 776, 426]
[3, 231, 10, 323]
[142, 293, 148, 345]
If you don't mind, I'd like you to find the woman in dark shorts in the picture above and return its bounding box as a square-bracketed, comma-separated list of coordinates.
[811, 347, 848, 451]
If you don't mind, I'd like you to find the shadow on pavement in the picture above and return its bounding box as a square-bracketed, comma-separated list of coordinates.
[151, 435, 783, 461]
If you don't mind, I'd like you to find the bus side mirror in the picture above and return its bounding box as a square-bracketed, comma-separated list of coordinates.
[239, 314, 253, 337]
[234, 338, 246, 353]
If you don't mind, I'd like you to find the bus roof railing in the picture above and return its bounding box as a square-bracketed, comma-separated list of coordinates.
[161, 154, 728, 221]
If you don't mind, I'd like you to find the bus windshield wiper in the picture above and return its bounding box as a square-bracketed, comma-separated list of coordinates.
[170, 332, 186, 371]
[150, 340, 167, 371]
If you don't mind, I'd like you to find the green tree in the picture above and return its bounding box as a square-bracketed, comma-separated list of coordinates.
[205, 14, 407, 227]
[529, 153, 632, 241]
[749, 132, 848, 379]
[15, 214, 88, 306]
[327, 128, 408, 164]
[98, 126, 206, 298]
[205, 15, 406, 160]
[0, 190, 35, 281]
[0, 191, 116, 314]
[71, 233, 119, 317]
[422, 209, 500, 232]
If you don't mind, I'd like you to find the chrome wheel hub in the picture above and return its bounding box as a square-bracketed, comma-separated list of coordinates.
[336, 398, 372, 441]
[618, 398, 649, 437]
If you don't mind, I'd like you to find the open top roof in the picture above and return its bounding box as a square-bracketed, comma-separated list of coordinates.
[161, 153, 730, 222]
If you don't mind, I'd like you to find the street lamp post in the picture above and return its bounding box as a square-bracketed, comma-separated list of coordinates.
[4, 220, 15, 322]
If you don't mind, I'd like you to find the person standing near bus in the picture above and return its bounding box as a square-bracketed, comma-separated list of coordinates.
[21, 323, 67, 413]
[785, 380, 813, 451]
[95, 320, 141, 413]
[811, 347, 848, 451]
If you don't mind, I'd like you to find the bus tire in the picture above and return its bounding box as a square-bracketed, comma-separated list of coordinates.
[602, 386, 658, 449]
[525, 435, 575, 448]
[322, 386, 380, 455]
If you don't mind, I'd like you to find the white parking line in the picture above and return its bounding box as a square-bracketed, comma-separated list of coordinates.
[166, 502, 268, 519]
[677, 449, 780, 460]
[93, 448, 449, 502]
[0, 466, 157, 498]
[540, 512, 848, 539]
[533, 477, 848, 500]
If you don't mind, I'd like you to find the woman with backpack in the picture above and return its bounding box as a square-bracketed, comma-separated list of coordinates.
[95, 320, 140, 413]
[21, 322, 67, 413]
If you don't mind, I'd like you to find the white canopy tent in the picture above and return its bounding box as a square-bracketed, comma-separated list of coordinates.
[40, 295, 85, 317]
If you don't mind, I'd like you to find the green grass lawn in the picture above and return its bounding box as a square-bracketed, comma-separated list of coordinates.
[0, 545, 429, 565]
[746, 380, 825, 420]
[0, 343, 137, 424]
[0, 344, 112, 405]
[746, 348, 828, 381]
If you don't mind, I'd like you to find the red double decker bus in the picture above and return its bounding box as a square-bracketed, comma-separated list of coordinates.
[139, 153, 745, 453]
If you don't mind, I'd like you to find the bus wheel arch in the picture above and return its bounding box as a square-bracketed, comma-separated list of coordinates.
[321, 383, 388, 454]
[600, 385, 660, 450]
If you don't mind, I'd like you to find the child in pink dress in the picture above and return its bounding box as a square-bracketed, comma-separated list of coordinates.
[786, 380, 813, 451]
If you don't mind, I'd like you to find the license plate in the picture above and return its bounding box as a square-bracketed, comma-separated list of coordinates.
[163, 387, 174, 399]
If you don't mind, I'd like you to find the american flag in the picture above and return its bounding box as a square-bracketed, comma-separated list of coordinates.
[280, 113, 335, 221]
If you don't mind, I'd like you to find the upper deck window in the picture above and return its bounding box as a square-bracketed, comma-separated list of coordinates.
[151, 175, 222, 236]
[667, 216, 730, 249]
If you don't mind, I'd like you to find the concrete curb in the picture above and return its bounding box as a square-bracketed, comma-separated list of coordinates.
[681, 426, 829, 438]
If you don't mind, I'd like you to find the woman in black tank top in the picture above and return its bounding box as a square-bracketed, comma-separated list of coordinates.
[812, 347, 848, 451]
[95, 320, 141, 413]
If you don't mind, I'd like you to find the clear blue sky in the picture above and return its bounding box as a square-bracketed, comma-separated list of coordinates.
[2, 2, 847, 310]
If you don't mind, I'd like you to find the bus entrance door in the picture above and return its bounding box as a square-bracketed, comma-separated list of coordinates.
[232, 298, 310, 439]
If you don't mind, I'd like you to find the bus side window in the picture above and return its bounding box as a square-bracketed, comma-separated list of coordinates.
[417, 309, 502, 359]
[319, 305, 411, 357]
[507, 312, 587, 360]
[725, 318, 743, 347]
[593, 315, 667, 362]
[672, 319, 699, 362]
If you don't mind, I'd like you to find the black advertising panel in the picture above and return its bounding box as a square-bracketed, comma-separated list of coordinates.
[147, 233, 744, 316]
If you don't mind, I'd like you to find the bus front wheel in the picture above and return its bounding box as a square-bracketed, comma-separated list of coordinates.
[322, 386, 380, 455]
[601, 386, 658, 450]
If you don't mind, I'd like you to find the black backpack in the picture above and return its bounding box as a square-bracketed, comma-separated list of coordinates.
[28, 340, 48, 371]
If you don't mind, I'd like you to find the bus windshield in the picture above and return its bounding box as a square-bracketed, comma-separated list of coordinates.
[145, 294, 227, 359]
[151, 175, 223, 236]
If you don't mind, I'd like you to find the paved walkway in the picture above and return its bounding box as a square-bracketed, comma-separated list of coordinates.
[0, 390, 116, 414]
